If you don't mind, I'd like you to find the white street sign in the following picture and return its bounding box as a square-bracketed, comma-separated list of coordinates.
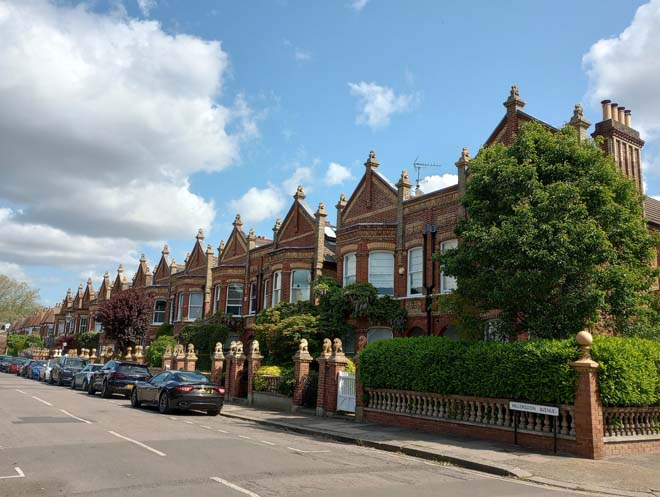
[509, 401, 559, 416]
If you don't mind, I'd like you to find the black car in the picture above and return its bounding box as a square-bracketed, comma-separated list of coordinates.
[130, 371, 224, 416]
[0, 355, 10, 372]
[88, 361, 151, 398]
[50, 356, 88, 385]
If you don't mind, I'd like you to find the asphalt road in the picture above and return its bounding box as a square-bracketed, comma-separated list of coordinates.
[0, 373, 594, 497]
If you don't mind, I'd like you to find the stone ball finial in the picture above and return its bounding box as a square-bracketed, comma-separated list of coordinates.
[576, 330, 593, 347]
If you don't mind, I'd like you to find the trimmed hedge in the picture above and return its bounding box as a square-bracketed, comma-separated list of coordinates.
[359, 336, 660, 407]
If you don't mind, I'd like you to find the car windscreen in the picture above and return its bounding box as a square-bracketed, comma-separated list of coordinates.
[173, 372, 210, 384]
[65, 358, 86, 367]
[90, 364, 103, 370]
[118, 364, 149, 374]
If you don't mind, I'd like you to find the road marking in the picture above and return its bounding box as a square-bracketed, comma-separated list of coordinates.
[184, 421, 194, 425]
[238, 435, 252, 440]
[260, 440, 276, 446]
[32, 396, 52, 406]
[107, 431, 166, 457]
[59, 409, 92, 424]
[287, 447, 330, 454]
[168, 416, 178, 420]
[15, 389, 26, 394]
[216, 429, 229, 434]
[210, 477, 261, 497]
[0, 467, 25, 480]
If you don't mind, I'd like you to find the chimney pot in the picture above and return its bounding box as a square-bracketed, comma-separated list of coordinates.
[610, 103, 619, 122]
[624, 109, 632, 127]
[618, 106, 626, 124]
[601, 99, 612, 120]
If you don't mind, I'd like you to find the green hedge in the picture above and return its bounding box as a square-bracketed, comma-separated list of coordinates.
[358, 336, 660, 407]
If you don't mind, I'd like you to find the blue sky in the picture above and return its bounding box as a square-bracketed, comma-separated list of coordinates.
[1, 0, 659, 306]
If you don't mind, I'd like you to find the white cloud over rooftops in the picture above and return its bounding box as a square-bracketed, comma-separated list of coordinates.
[348, 81, 418, 129]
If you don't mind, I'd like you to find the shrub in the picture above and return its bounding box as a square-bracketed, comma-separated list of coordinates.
[345, 358, 356, 374]
[146, 336, 176, 367]
[77, 332, 100, 351]
[155, 323, 174, 338]
[179, 313, 239, 371]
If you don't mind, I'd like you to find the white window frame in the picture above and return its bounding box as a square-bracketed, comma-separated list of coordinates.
[176, 293, 184, 321]
[290, 270, 311, 303]
[153, 300, 167, 324]
[368, 251, 394, 296]
[343, 253, 356, 286]
[272, 271, 282, 305]
[440, 239, 458, 294]
[407, 247, 423, 296]
[79, 316, 88, 333]
[94, 320, 102, 332]
[213, 285, 221, 314]
[249, 282, 257, 315]
[188, 292, 203, 321]
[225, 283, 244, 316]
[263, 278, 271, 309]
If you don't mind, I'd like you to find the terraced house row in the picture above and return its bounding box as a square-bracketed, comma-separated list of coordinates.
[18, 87, 659, 352]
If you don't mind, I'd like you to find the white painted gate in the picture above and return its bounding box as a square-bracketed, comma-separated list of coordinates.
[337, 372, 356, 413]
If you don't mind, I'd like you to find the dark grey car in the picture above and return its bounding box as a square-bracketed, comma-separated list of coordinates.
[70, 364, 103, 390]
[50, 356, 88, 386]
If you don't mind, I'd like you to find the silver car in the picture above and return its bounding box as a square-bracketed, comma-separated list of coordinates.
[39, 359, 57, 382]
[71, 364, 103, 390]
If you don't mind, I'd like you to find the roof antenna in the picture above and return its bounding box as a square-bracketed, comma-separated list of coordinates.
[413, 157, 444, 190]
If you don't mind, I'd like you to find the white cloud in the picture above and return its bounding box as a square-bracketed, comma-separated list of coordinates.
[282, 167, 314, 195]
[324, 162, 353, 185]
[348, 0, 369, 12]
[419, 174, 458, 193]
[0, 1, 256, 267]
[294, 48, 312, 62]
[228, 186, 287, 225]
[348, 81, 418, 129]
[137, 0, 156, 16]
[0, 261, 29, 282]
[583, 0, 660, 141]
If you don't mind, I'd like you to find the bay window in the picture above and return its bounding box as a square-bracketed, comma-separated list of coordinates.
[153, 300, 167, 324]
[249, 282, 257, 315]
[226, 283, 244, 316]
[188, 292, 203, 321]
[272, 271, 282, 305]
[263, 279, 271, 309]
[343, 253, 356, 286]
[368, 251, 394, 296]
[290, 270, 311, 303]
[213, 285, 221, 314]
[176, 293, 184, 321]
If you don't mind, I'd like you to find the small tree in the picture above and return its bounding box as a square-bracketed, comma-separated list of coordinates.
[0, 275, 41, 324]
[146, 335, 177, 367]
[96, 289, 153, 355]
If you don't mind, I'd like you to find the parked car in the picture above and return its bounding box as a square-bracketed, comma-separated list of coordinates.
[0, 356, 12, 373]
[28, 361, 47, 380]
[20, 360, 40, 377]
[88, 361, 151, 398]
[39, 359, 57, 382]
[8, 357, 29, 374]
[50, 356, 88, 386]
[70, 364, 103, 391]
[130, 371, 224, 416]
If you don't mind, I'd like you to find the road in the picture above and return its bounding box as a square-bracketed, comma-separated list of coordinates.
[0, 373, 594, 497]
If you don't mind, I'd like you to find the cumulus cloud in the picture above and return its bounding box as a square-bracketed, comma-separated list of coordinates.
[583, 0, 660, 141]
[348, 81, 418, 129]
[348, 0, 368, 12]
[137, 0, 156, 16]
[282, 167, 314, 195]
[0, 261, 30, 282]
[419, 174, 458, 193]
[228, 186, 287, 224]
[324, 162, 353, 185]
[0, 1, 256, 268]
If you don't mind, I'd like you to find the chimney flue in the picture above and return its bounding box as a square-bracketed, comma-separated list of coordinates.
[601, 99, 612, 120]
[625, 109, 632, 127]
[618, 106, 626, 124]
[610, 103, 619, 122]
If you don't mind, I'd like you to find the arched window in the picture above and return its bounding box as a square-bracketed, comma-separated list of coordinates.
[343, 253, 356, 286]
[367, 327, 393, 343]
[369, 251, 394, 296]
[407, 247, 423, 296]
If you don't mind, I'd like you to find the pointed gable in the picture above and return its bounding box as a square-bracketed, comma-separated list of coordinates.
[184, 228, 209, 276]
[82, 277, 95, 305]
[152, 245, 171, 285]
[97, 272, 112, 302]
[133, 254, 152, 288]
[112, 265, 128, 293]
[220, 214, 248, 265]
[275, 185, 317, 248]
[341, 150, 397, 227]
[72, 283, 84, 310]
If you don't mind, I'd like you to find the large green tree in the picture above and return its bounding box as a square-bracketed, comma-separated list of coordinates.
[0, 274, 41, 326]
[440, 123, 659, 339]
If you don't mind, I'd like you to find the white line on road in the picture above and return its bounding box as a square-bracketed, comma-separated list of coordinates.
[31, 396, 52, 406]
[0, 467, 25, 480]
[260, 440, 276, 446]
[59, 409, 92, 424]
[287, 447, 330, 454]
[108, 431, 166, 457]
[201, 425, 212, 429]
[168, 416, 178, 420]
[184, 421, 194, 425]
[238, 435, 252, 440]
[15, 389, 26, 394]
[210, 477, 261, 497]
[216, 429, 229, 433]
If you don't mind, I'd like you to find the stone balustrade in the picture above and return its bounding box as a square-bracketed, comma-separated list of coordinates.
[365, 388, 575, 438]
[603, 407, 660, 438]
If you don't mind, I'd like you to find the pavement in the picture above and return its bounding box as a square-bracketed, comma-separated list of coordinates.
[1, 372, 595, 497]
[221, 403, 660, 497]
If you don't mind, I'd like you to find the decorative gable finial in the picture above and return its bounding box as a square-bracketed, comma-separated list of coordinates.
[87, 277, 93, 285]
[184, 252, 190, 264]
[206, 243, 214, 256]
[117, 264, 123, 273]
[233, 214, 243, 229]
[364, 149, 380, 169]
[572, 103, 584, 121]
[504, 84, 525, 110]
[315, 202, 327, 217]
[218, 240, 225, 253]
[66, 288, 72, 298]
[273, 218, 282, 234]
[456, 147, 470, 167]
[78, 282, 83, 291]
[196, 228, 204, 242]
[248, 227, 256, 239]
[162, 244, 170, 256]
[294, 185, 306, 200]
[140, 253, 146, 262]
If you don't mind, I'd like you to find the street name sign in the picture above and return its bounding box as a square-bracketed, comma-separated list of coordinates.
[509, 402, 559, 416]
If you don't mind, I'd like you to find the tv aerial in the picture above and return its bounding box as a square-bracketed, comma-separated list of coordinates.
[412, 156, 444, 190]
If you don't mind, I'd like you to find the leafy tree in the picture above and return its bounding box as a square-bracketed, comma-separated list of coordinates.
[155, 323, 174, 338]
[7, 334, 43, 356]
[0, 275, 41, 325]
[95, 289, 153, 354]
[146, 335, 177, 367]
[77, 331, 100, 351]
[179, 313, 240, 370]
[440, 123, 659, 339]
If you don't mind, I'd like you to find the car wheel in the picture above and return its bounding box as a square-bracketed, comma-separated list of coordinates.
[130, 389, 141, 408]
[207, 409, 220, 416]
[70, 378, 77, 389]
[87, 379, 96, 395]
[101, 381, 111, 398]
[158, 392, 170, 414]
[48, 373, 54, 385]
